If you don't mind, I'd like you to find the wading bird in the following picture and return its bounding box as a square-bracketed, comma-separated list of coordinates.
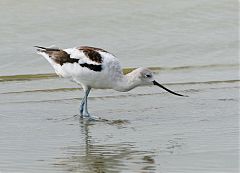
[35, 46, 186, 120]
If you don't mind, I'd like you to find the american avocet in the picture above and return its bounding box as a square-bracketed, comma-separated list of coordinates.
[35, 46, 186, 120]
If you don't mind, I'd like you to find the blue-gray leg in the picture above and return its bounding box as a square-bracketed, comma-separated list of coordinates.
[80, 97, 86, 116]
[80, 87, 91, 118]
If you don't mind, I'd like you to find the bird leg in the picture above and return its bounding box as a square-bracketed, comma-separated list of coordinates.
[80, 87, 100, 121]
[81, 87, 91, 118]
[79, 97, 86, 116]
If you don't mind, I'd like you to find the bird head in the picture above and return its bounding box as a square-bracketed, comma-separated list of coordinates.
[132, 67, 187, 97]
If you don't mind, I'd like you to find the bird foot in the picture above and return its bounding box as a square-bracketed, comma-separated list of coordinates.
[81, 114, 101, 121]
[88, 115, 101, 121]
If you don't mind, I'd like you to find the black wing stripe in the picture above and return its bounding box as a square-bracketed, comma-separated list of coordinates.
[80, 63, 102, 72]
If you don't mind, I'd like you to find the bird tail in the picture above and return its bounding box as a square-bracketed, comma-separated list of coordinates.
[34, 46, 60, 65]
[34, 45, 61, 62]
[34, 46, 60, 52]
[34, 46, 64, 77]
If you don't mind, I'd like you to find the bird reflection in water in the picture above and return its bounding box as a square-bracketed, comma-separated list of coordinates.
[54, 119, 156, 172]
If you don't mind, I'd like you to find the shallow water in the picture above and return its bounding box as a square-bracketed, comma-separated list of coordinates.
[0, 0, 239, 173]
[0, 70, 239, 173]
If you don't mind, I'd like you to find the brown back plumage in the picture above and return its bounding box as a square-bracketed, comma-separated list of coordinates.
[35, 46, 108, 65]
[35, 46, 79, 65]
[79, 46, 107, 63]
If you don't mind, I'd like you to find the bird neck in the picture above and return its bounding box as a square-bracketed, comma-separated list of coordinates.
[113, 71, 141, 92]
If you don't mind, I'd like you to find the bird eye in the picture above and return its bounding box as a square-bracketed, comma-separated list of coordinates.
[145, 74, 152, 78]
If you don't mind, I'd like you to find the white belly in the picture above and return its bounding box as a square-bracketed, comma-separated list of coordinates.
[59, 62, 122, 89]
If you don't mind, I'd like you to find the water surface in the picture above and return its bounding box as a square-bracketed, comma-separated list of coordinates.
[0, 0, 239, 173]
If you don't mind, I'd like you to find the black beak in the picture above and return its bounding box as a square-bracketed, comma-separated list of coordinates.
[153, 80, 188, 97]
